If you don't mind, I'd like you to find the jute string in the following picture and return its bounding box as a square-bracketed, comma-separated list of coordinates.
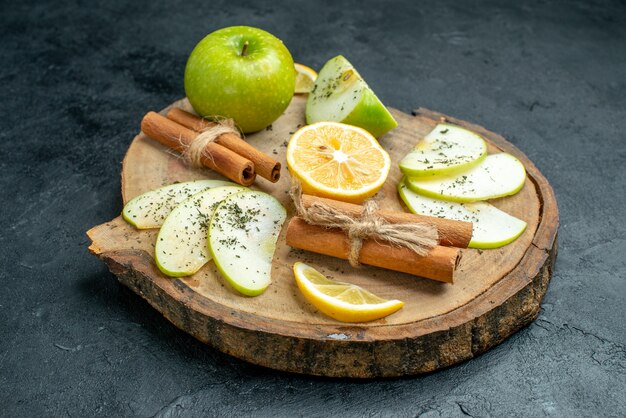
[289, 181, 438, 267]
[182, 118, 240, 167]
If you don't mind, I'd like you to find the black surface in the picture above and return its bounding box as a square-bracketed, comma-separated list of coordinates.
[2, 0, 625, 416]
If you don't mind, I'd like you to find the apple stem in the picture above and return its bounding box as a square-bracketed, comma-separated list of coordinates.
[241, 41, 249, 57]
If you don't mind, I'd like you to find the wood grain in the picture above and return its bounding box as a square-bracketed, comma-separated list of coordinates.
[87, 96, 558, 377]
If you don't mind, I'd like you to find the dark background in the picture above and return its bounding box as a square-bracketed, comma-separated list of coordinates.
[1, 0, 625, 416]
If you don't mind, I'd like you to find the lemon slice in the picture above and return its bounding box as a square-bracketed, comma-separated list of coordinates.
[293, 262, 404, 323]
[294, 63, 317, 94]
[286, 121, 391, 203]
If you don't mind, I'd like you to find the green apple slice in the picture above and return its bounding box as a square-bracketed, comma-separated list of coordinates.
[405, 153, 526, 202]
[122, 179, 236, 229]
[155, 186, 244, 277]
[398, 182, 527, 248]
[399, 123, 487, 177]
[305, 55, 397, 138]
[208, 191, 286, 296]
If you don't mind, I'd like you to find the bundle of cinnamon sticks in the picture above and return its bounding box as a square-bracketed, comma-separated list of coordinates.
[286, 195, 473, 283]
[140, 109, 281, 186]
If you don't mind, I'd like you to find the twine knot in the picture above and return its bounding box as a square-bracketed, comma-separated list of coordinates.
[290, 181, 438, 267]
[183, 117, 240, 167]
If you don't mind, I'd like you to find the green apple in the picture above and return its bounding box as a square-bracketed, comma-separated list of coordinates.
[399, 124, 487, 177]
[155, 186, 244, 277]
[305, 55, 397, 138]
[184, 26, 296, 133]
[122, 179, 236, 229]
[208, 191, 286, 296]
[405, 153, 526, 202]
[398, 181, 527, 249]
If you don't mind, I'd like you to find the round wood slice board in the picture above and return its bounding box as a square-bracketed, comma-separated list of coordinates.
[87, 95, 558, 378]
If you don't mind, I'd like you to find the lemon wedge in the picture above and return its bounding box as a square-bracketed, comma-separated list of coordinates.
[293, 262, 404, 323]
[294, 63, 317, 94]
[286, 121, 391, 203]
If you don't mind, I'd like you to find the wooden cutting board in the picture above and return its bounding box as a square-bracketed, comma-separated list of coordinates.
[87, 95, 558, 378]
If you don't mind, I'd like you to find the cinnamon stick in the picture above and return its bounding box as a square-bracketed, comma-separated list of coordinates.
[141, 111, 256, 186]
[286, 217, 460, 283]
[301, 195, 472, 248]
[166, 108, 281, 182]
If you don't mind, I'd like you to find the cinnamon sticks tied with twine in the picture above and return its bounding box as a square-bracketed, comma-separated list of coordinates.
[286, 182, 472, 283]
[140, 109, 281, 186]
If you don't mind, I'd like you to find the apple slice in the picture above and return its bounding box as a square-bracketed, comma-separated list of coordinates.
[155, 186, 244, 277]
[405, 153, 526, 203]
[122, 179, 236, 229]
[399, 124, 487, 177]
[398, 182, 527, 248]
[305, 55, 397, 138]
[208, 191, 286, 296]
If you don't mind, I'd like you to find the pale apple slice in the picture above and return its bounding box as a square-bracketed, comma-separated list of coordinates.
[305, 55, 397, 138]
[208, 191, 286, 296]
[155, 186, 244, 277]
[398, 182, 527, 248]
[123, 179, 236, 229]
[399, 124, 487, 177]
[405, 153, 526, 203]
